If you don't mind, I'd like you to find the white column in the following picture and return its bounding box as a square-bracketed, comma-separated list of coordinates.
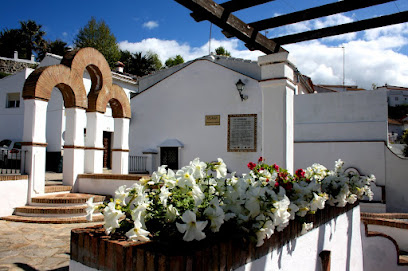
[84, 112, 104, 173]
[63, 108, 86, 190]
[258, 52, 295, 173]
[22, 99, 48, 201]
[112, 118, 130, 174]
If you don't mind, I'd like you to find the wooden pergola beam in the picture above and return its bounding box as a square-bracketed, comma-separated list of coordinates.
[249, 0, 395, 31]
[175, 0, 279, 54]
[192, 0, 273, 22]
[273, 11, 408, 45]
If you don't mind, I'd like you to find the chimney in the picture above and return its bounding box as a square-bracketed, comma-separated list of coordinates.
[14, 51, 18, 60]
[31, 54, 35, 62]
[115, 61, 125, 73]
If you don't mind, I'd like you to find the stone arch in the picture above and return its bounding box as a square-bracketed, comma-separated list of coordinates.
[22, 65, 86, 108]
[90, 84, 131, 118]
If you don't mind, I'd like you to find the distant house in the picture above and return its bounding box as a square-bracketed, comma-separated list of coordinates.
[0, 53, 137, 171]
[0, 51, 38, 76]
[388, 118, 403, 143]
[376, 84, 408, 107]
[314, 84, 366, 93]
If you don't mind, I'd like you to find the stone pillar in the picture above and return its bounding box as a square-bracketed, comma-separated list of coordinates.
[258, 52, 295, 173]
[63, 108, 86, 190]
[84, 112, 104, 173]
[112, 118, 130, 174]
[142, 150, 158, 174]
[21, 99, 48, 201]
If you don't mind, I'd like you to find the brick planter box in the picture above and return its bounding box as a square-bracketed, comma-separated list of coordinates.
[70, 203, 358, 271]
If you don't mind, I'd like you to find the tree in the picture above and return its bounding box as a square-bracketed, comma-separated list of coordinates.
[402, 130, 408, 157]
[38, 39, 70, 60]
[148, 51, 163, 71]
[0, 29, 23, 58]
[165, 55, 184, 68]
[119, 51, 162, 76]
[19, 20, 46, 60]
[215, 46, 231, 57]
[74, 17, 121, 67]
[0, 20, 46, 60]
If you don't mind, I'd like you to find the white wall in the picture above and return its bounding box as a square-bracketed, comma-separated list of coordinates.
[77, 177, 141, 196]
[385, 146, 408, 212]
[368, 224, 408, 252]
[0, 69, 31, 141]
[294, 91, 388, 142]
[130, 60, 263, 174]
[46, 89, 64, 152]
[236, 206, 363, 271]
[362, 225, 408, 271]
[0, 179, 28, 217]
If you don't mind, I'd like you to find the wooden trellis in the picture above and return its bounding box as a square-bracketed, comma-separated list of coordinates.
[174, 0, 408, 54]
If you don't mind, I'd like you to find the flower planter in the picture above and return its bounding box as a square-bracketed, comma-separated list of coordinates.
[70, 202, 359, 271]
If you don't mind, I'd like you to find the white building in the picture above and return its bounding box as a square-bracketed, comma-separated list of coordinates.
[0, 53, 137, 171]
[376, 84, 408, 107]
[129, 54, 408, 213]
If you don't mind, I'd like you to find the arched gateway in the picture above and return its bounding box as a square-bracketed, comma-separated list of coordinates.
[21, 48, 131, 198]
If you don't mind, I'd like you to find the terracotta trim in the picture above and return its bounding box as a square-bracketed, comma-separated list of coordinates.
[0, 175, 28, 181]
[361, 213, 408, 219]
[64, 145, 86, 149]
[77, 174, 148, 180]
[20, 142, 48, 147]
[84, 147, 105, 151]
[112, 149, 130, 152]
[363, 223, 408, 266]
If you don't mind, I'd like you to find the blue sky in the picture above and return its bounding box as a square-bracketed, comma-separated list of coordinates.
[1, 0, 408, 88]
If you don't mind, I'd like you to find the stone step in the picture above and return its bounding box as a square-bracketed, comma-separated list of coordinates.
[14, 205, 101, 217]
[0, 214, 104, 224]
[44, 185, 72, 194]
[31, 193, 106, 206]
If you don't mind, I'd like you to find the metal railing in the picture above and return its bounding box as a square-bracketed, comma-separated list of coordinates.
[129, 156, 147, 173]
[0, 149, 22, 174]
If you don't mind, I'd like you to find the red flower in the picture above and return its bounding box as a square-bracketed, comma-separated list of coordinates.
[274, 181, 279, 187]
[284, 182, 293, 191]
[258, 156, 264, 163]
[247, 162, 256, 170]
[266, 178, 269, 183]
[273, 164, 279, 171]
[295, 169, 305, 178]
[278, 172, 288, 180]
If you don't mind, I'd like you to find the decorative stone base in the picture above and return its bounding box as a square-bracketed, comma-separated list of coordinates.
[70, 203, 360, 271]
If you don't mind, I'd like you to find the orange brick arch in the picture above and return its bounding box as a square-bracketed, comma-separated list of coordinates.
[22, 47, 131, 118]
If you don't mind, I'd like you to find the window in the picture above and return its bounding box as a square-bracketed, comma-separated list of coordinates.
[395, 97, 399, 101]
[6, 93, 20, 108]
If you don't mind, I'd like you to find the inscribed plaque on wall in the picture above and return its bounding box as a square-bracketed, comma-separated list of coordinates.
[205, 115, 220, 126]
[228, 114, 257, 152]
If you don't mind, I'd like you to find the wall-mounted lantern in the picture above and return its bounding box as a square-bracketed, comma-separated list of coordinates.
[236, 79, 248, 101]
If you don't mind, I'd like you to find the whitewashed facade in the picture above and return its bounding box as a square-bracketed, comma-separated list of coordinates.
[0, 53, 137, 170]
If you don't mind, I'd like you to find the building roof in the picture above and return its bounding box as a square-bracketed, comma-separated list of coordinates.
[135, 54, 262, 96]
[388, 118, 403, 125]
[377, 84, 408, 91]
[157, 139, 184, 147]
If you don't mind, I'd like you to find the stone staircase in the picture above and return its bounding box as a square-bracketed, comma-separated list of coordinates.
[1, 184, 107, 224]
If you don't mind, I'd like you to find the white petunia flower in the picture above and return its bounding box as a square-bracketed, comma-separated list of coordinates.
[126, 220, 150, 242]
[176, 210, 208, 241]
[166, 204, 180, 222]
[159, 185, 171, 207]
[103, 202, 124, 235]
[85, 197, 97, 221]
[214, 158, 227, 178]
[256, 220, 275, 247]
[114, 185, 129, 206]
[190, 157, 207, 179]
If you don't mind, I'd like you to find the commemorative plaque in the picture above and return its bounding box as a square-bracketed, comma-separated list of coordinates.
[205, 115, 220, 126]
[228, 114, 257, 152]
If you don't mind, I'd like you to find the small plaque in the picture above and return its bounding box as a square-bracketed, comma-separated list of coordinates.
[205, 115, 220, 126]
[228, 114, 257, 152]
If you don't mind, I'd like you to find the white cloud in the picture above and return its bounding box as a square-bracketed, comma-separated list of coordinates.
[62, 32, 68, 37]
[118, 38, 262, 63]
[142, 21, 159, 30]
[119, 19, 408, 89]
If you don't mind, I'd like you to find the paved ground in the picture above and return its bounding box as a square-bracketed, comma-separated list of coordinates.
[0, 220, 101, 271]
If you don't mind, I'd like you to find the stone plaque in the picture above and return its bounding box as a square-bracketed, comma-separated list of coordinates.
[228, 114, 257, 152]
[205, 115, 220, 126]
